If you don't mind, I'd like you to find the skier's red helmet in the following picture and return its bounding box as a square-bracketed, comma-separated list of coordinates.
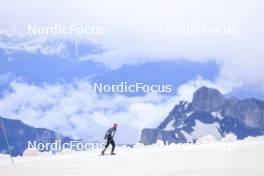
[113, 123, 118, 128]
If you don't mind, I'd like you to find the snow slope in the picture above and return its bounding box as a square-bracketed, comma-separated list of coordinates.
[1, 137, 264, 176]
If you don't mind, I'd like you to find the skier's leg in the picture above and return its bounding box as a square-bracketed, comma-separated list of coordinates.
[102, 140, 110, 154]
[110, 140, 115, 154]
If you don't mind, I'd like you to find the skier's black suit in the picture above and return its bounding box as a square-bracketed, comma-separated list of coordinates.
[102, 127, 116, 154]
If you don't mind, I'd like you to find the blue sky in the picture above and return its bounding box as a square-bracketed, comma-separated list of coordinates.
[0, 44, 219, 95]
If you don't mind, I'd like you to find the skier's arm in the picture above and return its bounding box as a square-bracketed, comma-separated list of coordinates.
[111, 130, 116, 138]
[104, 128, 111, 139]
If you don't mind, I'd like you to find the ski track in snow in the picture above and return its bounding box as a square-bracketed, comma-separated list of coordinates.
[1, 139, 264, 176]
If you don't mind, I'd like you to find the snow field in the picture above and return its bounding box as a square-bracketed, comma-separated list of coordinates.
[0, 136, 264, 176]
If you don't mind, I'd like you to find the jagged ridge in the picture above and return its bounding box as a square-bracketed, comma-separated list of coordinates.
[140, 86, 264, 145]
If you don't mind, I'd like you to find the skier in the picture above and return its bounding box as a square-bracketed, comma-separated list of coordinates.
[101, 123, 118, 155]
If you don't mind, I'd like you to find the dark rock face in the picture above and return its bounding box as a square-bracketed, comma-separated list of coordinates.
[192, 86, 225, 112]
[223, 99, 264, 129]
[0, 117, 73, 156]
[140, 129, 159, 145]
[158, 101, 191, 131]
[140, 86, 264, 145]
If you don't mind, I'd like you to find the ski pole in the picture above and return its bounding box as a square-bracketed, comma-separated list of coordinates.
[0, 122, 14, 164]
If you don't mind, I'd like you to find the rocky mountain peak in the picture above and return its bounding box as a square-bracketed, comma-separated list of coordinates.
[140, 86, 264, 145]
[191, 86, 225, 112]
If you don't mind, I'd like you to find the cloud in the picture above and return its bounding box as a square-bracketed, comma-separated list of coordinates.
[0, 80, 176, 144]
[177, 76, 237, 102]
[0, 0, 263, 91]
[0, 76, 233, 144]
[0, 73, 22, 85]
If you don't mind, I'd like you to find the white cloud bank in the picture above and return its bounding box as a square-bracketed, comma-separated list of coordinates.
[1, 0, 264, 91]
[0, 80, 174, 143]
[0, 77, 229, 144]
